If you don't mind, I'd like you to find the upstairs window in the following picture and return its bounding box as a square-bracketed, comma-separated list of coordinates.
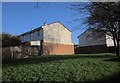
[30, 33, 33, 40]
[38, 32, 40, 36]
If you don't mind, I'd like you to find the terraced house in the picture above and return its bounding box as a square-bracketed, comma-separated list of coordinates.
[19, 22, 74, 55]
[76, 28, 115, 54]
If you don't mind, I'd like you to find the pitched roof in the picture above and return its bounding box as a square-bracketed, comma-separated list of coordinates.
[19, 21, 71, 36]
[19, 26, 42, 36]
[77, 28, 106, 38]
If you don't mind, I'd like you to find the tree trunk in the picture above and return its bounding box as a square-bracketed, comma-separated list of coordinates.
[113, 37, 116, 53]
[116, 39, 119, 57]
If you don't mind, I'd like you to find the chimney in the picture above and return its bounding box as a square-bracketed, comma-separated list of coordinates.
[31, 28, 33, 30]
[44, 22, 47, 26]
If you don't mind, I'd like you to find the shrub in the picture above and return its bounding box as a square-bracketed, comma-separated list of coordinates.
[1, 33, 21, 47]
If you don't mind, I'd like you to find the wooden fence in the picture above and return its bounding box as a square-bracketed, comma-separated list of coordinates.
[75, 44, 115, 54]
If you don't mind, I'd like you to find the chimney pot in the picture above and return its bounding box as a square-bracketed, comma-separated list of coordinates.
[44, 22, 47, 26]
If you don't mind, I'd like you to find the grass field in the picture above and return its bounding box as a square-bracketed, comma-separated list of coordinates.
[2, 53, 120, 82]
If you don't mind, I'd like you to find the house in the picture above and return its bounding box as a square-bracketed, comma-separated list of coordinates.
[75, 28, 115, 54]
[19, 22, 74, 55]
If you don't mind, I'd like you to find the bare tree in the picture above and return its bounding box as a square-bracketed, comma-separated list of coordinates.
[71, 2, 120, 57]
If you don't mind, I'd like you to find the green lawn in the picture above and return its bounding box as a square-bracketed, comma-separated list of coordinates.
[2, 53, 120, 82]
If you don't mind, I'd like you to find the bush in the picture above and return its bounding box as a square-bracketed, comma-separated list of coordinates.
[1, 33, 21, 47]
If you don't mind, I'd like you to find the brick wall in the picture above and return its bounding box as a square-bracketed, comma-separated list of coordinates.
[43, 42, 74, 55]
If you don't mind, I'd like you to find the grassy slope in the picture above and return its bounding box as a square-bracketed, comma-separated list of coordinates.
[2, 53, 120, 82]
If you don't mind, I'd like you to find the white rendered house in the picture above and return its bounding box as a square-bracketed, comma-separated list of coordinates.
[19, 22, 74, 55]
[76, 28, 114, 54]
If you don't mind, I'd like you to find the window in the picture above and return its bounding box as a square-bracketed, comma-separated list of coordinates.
[23, 36, 25, 41]
[38, 32, 39, 36]
[30, 33, 33, 40]
[22, 36, 24, 41]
